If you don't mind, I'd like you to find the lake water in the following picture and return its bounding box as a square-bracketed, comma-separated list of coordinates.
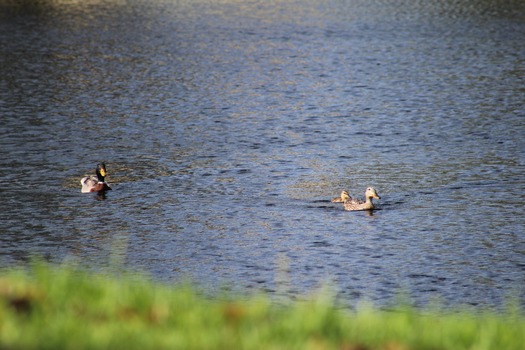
[1, 0, 524, 309]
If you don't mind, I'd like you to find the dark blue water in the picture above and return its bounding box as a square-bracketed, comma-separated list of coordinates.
[1, 0, 524, 308]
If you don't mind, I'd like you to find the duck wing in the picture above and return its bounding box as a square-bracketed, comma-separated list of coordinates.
[80, 175, 98, 193]
[345, 197, 364, 204]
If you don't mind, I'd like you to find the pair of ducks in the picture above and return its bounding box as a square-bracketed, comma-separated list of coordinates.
[331, 187, 381, 211]
[80, 163, 112, 193]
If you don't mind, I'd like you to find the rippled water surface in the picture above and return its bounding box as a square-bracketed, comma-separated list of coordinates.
[1, 0, 524, 308]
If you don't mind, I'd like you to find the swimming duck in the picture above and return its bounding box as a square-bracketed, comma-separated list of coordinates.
[331, 190, 351, 203]
[343, 187, 380, 211]
[80, 163, 112, 193]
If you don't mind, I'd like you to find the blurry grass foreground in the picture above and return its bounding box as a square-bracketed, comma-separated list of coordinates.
[0, 262, 523, 350]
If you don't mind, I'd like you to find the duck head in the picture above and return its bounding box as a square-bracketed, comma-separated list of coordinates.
[340, 190, 351, 201]
[96, 163, 108, 182]
[365, 187, 381, 200]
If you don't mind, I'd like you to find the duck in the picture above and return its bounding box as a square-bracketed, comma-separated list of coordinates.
[80, 163, 112, 193]
[343, 187, 381, 211]
[331, 190, 351, 203]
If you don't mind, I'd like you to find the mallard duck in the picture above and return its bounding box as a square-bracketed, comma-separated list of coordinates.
[331, 190, 351, 203]
[80, 163, 112, 193]
[343, 187, 380, 211]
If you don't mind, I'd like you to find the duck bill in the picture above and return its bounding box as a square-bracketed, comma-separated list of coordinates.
[99, 168, 107, 177]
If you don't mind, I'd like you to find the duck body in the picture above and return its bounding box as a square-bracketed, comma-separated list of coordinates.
[80, 178, 111, 193]
[343, 187, 380, 211]
[331, 190, 351, 203]
[80, 163, 112, 193]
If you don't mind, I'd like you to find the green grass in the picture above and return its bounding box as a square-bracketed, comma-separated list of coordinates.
[0, 262, 523, 350]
